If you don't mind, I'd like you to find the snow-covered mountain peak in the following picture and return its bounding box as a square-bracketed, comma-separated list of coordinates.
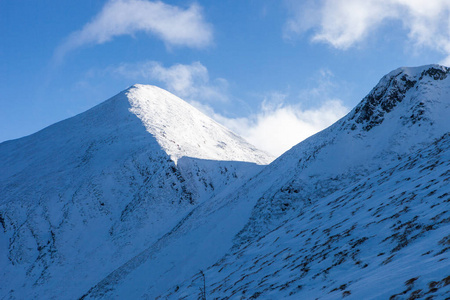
[268, 65, 450, 176]
[344, 64, 450, 132]
[0, 84, 272, 299]
[124, 84, 272, 164]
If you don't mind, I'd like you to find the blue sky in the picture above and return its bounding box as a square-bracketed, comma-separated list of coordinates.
[1, 0, 449, 156]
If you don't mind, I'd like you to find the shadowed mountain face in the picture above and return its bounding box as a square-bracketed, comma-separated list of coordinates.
[1, 65, 449, 300]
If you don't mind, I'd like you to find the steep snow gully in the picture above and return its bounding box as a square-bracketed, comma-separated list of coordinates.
[1, 65, 449, 299]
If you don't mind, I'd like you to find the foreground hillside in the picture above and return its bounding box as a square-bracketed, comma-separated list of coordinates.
[164, 131, 450, 299]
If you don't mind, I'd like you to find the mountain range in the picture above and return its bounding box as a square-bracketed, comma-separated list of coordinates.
[1, 65, 449, 299]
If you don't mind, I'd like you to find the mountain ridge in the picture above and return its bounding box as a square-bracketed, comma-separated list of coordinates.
[1, 64, 449, 300]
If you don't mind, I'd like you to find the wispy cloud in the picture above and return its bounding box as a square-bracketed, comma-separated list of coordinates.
[113, 61, 228, 102]
[284, 0, 450, 64]
[55, 0, 213, 62]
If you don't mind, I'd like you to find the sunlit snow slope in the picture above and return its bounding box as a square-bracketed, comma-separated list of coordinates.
[0, 85, 272, 299]
[127, 84, 271, 165]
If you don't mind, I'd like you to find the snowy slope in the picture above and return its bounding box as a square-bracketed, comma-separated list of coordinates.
[74, 65, 450, 299]
[0, 85, 272, 299]
[155, 65, 450, 299]
[164, 131, 450, 300]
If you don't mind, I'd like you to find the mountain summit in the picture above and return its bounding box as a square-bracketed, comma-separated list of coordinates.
[126, 84, 271, 164]
[344, 64, 449, 133]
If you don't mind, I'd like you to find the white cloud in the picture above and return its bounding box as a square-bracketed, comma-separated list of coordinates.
[113, 61, 228, 102]
[284, 0, 450, 64]
[55, 0, 212, 61]
[212, 96, 348, 157]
